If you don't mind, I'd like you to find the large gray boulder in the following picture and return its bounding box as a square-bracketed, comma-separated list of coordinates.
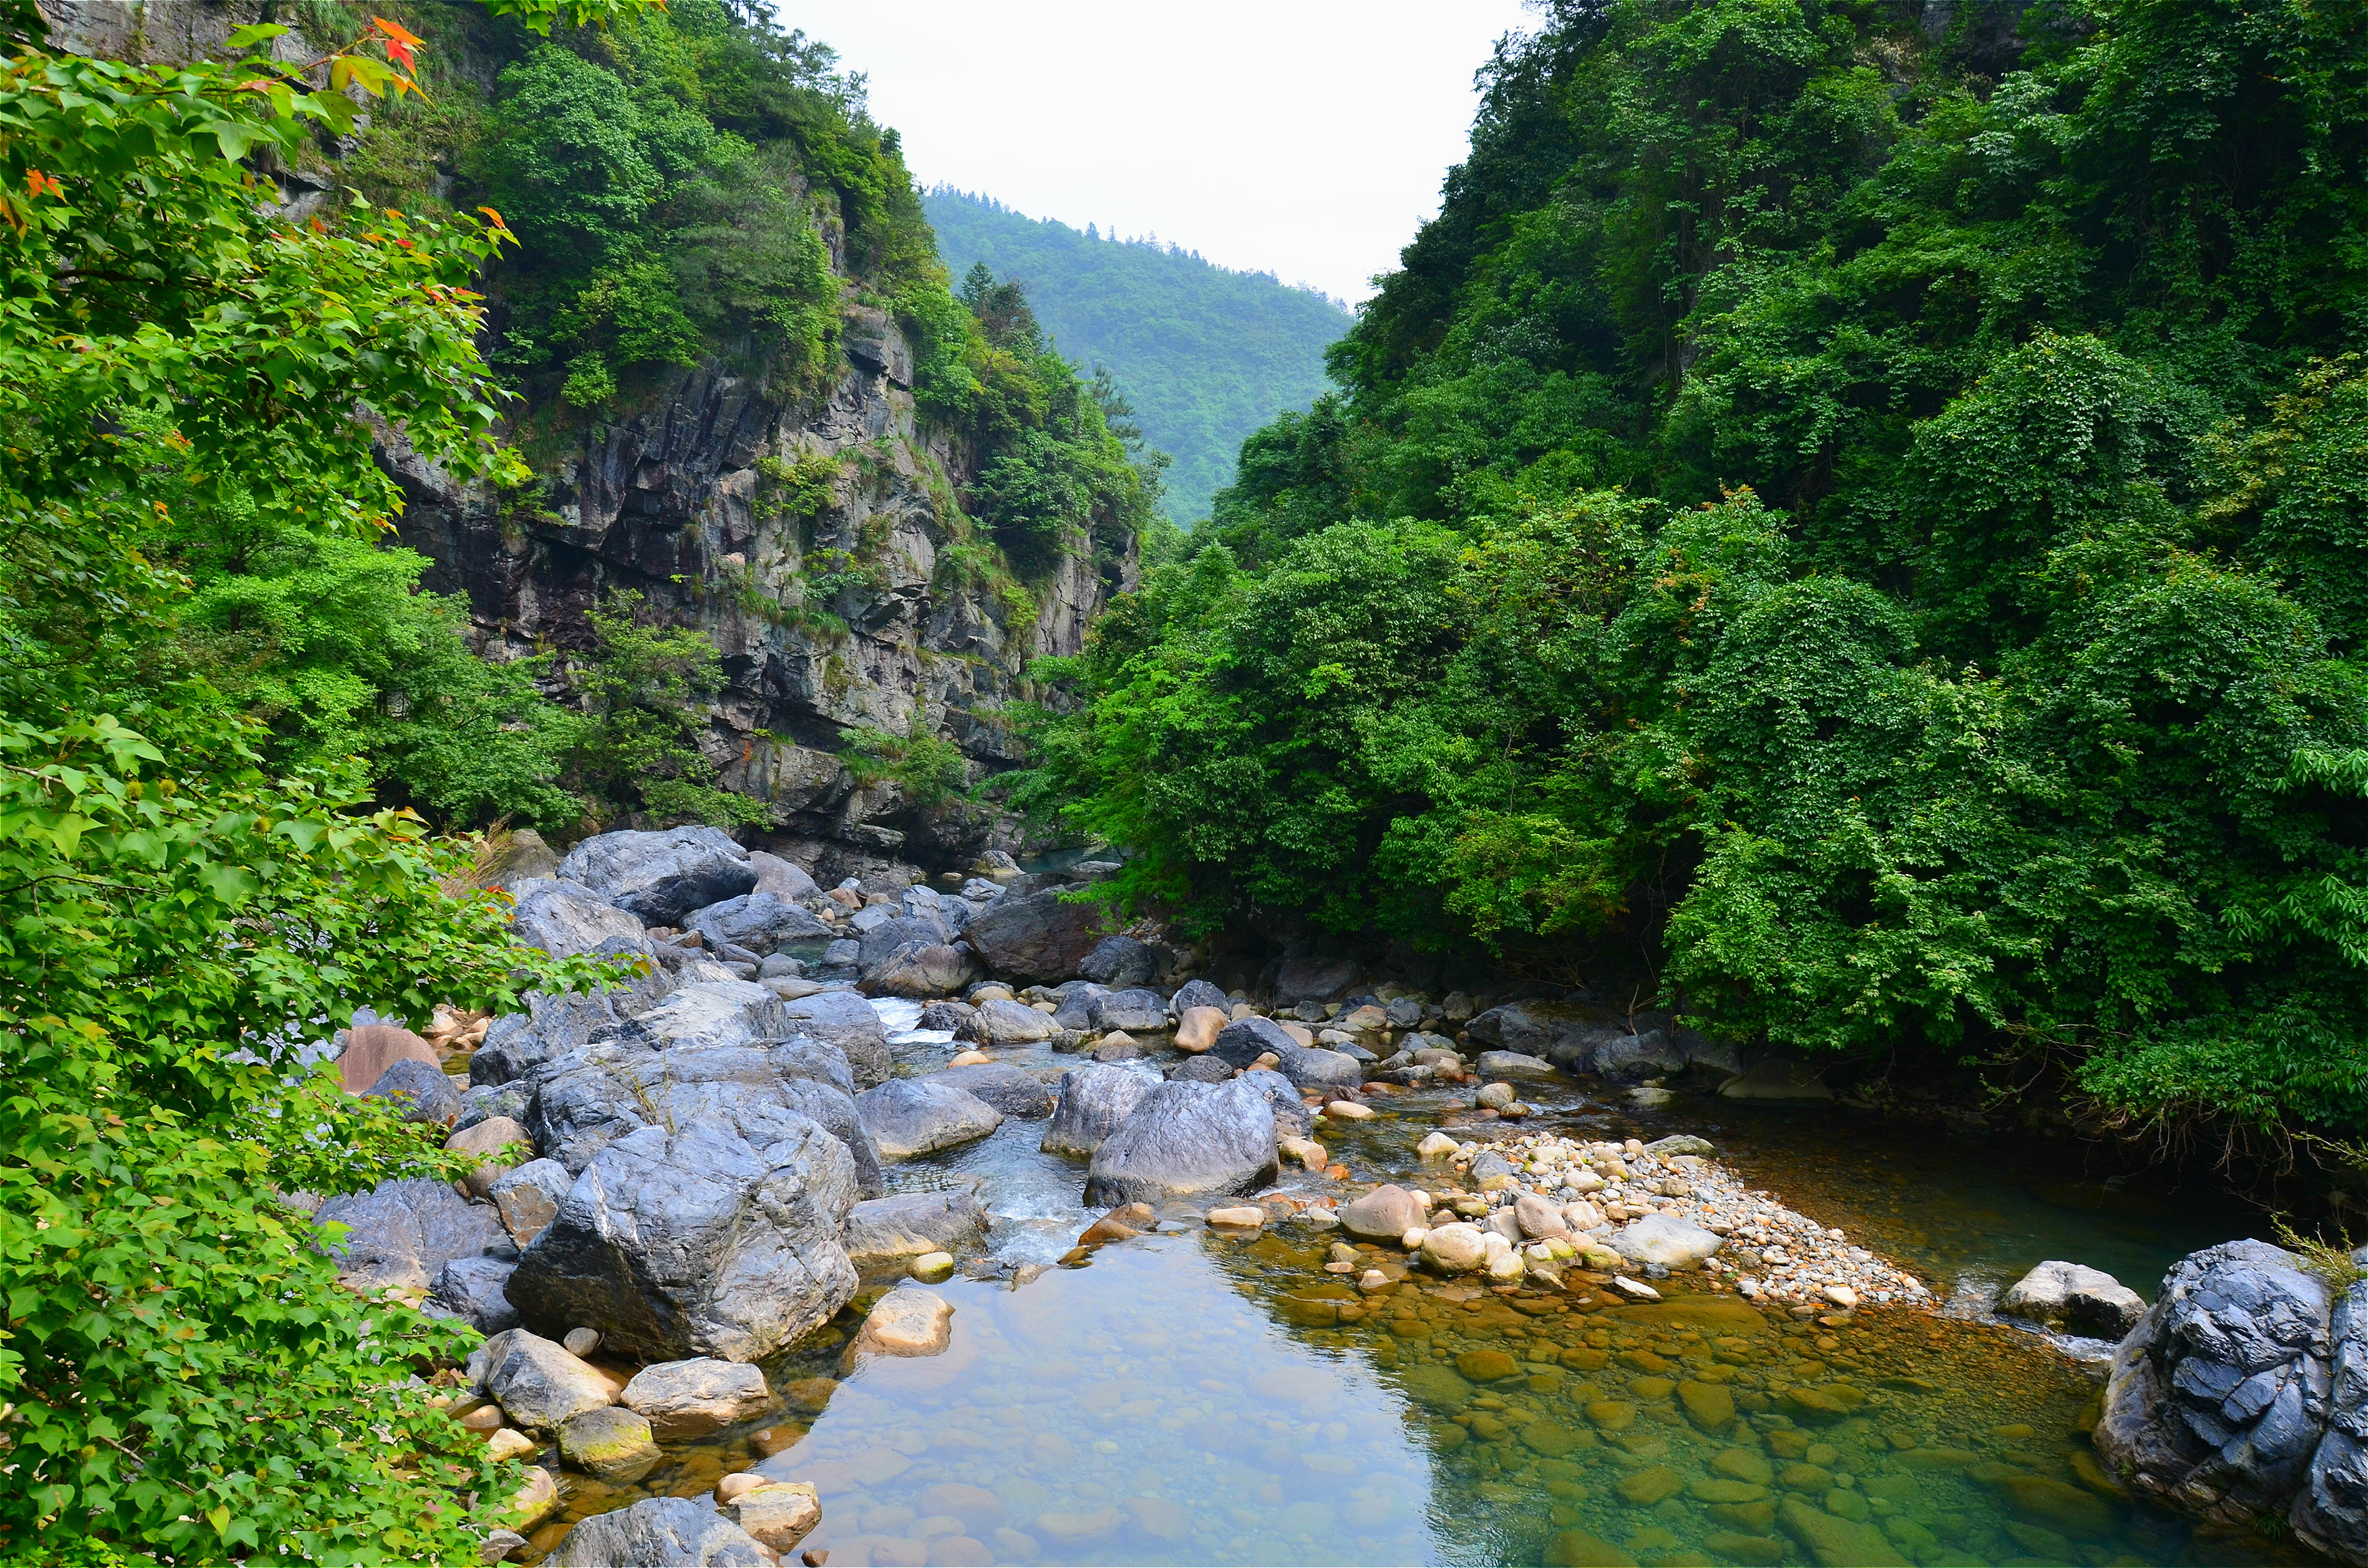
[508, 881, 652, 961]
[855, 1078, 1003, 1159]
[2001, 1260, 2148, 1337]
[524, 1037, 881, 1197]
[844, 1189, 987, 1268]
[932, 1061, 1056, 1117]
[426, 1254, 520, 1334]
[1464, 998, 1596, 1058]
[685, 892, 834, 955]
[468, 1327, 618, 1431]
[2298, 1270, 2368, 1563]
[559, 827, 756, 926]
[1593, 1029, 1687, 1085]
[1095, 988, 1170, 1035]
[1078, 935, 1156, 988]
[470, 961, 673, 1088]
[1169, 979, 1231, 1017]
[861, 942, 978, 999]
[621, 1358, 775, 1441]
[313, 1178, 508, 1295]
[363, 1058, 461, 1126]
[1210, 1015, 1298, 1069]
[1273, 954, 1360, 1005]
[1272, 1043, 1364, 1095]
[958, 997, 1058, 1045]
[1041, 1064, 1158, 1158]
[963, 888, 1111, 984]
[506, 1106, 858, 1363]
[776, 990, 890, 1089]
[612, 978, 785, 1053]
[2097, 1239, 2338, 1536]
[545, 1497, 773, 1567]
[1235, 1066, 1315, 1139]
[1051, 983, 1110, 1032]
[1084, 1078, 1280, 1205]
[1476, 1050, 1560, 1083]
[858, 913, 951, 969]
[747, 850, 821, 904]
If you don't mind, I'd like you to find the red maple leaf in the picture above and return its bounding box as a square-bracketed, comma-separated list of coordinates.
[372, 16, 424, 73]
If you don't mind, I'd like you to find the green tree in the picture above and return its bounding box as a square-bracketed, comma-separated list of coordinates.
[0, 3, 645, 1555]
[1026, 0, 2368, 1147]
[560, 591, 770, 828]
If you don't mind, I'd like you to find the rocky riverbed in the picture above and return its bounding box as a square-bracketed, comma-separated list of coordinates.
[308, 827, 2340, 1567]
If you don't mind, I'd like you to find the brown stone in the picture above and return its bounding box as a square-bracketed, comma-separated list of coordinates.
[338, 1024, 440, 1092]
[1174, 1006, 1227, 1053]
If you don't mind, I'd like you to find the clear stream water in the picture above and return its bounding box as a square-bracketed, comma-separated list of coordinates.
[516, 1000, 2306, 1567]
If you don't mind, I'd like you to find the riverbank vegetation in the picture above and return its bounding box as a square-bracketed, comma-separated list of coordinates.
[1023, 0, 2368, 1143]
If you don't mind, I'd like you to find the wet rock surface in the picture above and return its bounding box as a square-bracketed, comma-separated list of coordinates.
[505, 1107, 857, 1363]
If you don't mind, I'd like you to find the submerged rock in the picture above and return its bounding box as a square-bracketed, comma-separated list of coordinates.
[855, 1287, 954, 1357]
[558, 1405, 660, 1483]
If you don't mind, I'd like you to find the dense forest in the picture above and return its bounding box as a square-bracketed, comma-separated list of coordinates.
[129, 0, 1158, 837]
[924, 187, 1350, 526]
[0, 0, 1149, 1552]
[1025, 0, 2368, 1147]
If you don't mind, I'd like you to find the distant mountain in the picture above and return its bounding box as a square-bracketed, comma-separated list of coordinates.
[924, 187, 1351, 524]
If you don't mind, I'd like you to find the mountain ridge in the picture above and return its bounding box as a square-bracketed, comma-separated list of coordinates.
[924, 186, 1350, 524]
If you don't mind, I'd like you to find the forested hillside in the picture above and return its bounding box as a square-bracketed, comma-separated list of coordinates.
[0, 0, 1149, 1550]
[924, 187, 1350, 524]
[1027, 0, 2368, 1144]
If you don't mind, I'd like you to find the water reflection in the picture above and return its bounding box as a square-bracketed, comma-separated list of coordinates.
[756, 1245, 1442, 1566]
[514, 997, 2310, 1567]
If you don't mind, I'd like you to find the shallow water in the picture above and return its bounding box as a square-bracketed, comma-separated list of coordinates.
[518, 1002, 2310, 1567]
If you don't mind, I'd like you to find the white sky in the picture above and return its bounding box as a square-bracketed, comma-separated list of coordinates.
[775, 1, 1539, 303]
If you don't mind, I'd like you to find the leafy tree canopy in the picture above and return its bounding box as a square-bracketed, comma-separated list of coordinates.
[1025, 0, 2368, 1142]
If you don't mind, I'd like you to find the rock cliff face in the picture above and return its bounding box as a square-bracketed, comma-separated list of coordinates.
[390, 317, 1130, 877]
[54, 0, 1131, 881]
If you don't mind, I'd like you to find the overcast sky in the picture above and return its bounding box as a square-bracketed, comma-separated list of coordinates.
[776, 1, 1538, 303]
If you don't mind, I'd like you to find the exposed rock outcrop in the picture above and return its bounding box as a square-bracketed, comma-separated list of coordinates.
[2096, 1239, 2368, 1563]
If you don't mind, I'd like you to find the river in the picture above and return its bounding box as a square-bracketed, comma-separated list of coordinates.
[518, 998, 2305, 1567]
